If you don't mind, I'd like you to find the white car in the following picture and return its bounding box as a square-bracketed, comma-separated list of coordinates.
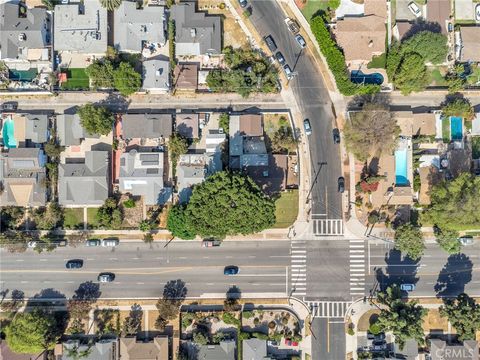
[476, 4, 480, 21]
[408, 2, 422, 17]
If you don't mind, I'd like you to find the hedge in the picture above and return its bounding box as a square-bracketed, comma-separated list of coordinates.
[310, 15, 379, 96]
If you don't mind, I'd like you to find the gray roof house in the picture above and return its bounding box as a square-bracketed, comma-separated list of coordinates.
[114, 1, 166, 53]
[171, 2, 221, 56]
[58, 151, 109, 206]
[118, 150, 170, 205]
[54, 0, 107, 54]
[143, 56, 170, 92]
[57, 113, 99, 146]
[122, 113, 173, 139]
[57, 339, 118, 360]
[25, 114, 48, 144]
[0, 148, 47, 207]
[176, 154, 207, 203]
[0, 2, 51, 62]
[243, 339, 271, 360]
[196, 341, 236, 360]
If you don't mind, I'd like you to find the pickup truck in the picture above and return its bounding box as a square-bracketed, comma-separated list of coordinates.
[284, 18, 300, 34]
[202, 239, 222, 247]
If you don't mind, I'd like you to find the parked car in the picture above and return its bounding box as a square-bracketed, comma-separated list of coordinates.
[101, 238, 119, 247]
[338, 177, 345, 193]
[303, 119, 312, 136]
[66, 259, 83, 269]
[98, 272, 115, 283]
[459, 236, 474, 246]
[372, 341, 387, 351]
[86, 238, 101, 247]
[407, 2, 422, 17]
[238, 0, 247, 7]
[202, 239, 222, 247]
[476, 4, 480, 21]
[400, 283, 415, 292]
[294, 34, 306, 48]
[275, 51, 286, 65]
[224, 265, 239, 275]
[332, 128, 340, 144]
[283, 64, 293, 79]
[264, 35, 277, 52]
[1, 102, 18, 112]
[284, 17, 300, 34]
[27, 241, 37, 248]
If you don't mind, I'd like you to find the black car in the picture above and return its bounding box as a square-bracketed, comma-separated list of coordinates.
[1, 102, 18, 112]
[338, 177, 345, 193]
[86, 238, 101, 247]
[332, 128, 340, 144]
[264, 35, 277, 52]
[66, 259, 83, 269]
[275, 51, 286, 65]
[224, 266, 239, 275]
[238, 0, 247, 7]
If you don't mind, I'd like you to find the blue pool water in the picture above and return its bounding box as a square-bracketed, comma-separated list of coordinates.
[395, 149, 408, 185]
[2, 118, 17, 148]
[350, 70, 384, 85]
[450, 116, 463, 141]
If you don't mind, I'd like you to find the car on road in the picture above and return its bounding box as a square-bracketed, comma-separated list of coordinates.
[283, 64, 293, 79]
[332, 128, 340, 144]
[238, 0, 247, 7]
[294, 34, 306, 48]
[86, 239, 101, 247]
[1, 102, 18, 112]
[337, 177, 345, 193]
[476, 4, 480, 21]
[202, 239, 222, 247]
[224, 265, 239, 275]
[98, 272, 115, 283]
[27, 241, 37, 248]
[284, 17, 300, 34]
[101, 238, 119, 247]
[459, 236, 474, 246]
[275, 51, 286, 65]
[400, 283, 415, 292]
[66, 259, 83, 269]
[303, 119, 312, 136]
[407, 2, 422, 17]
[264, 35, 277, 52]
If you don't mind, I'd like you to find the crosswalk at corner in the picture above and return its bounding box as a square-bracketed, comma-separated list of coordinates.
[349, 239, 366, 297]
[313, 219, 344, 236]
[290, 240, 307, 297]
[306, 301, 352, 318]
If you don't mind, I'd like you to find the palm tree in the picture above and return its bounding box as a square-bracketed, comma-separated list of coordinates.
[99, 0, 122, 10]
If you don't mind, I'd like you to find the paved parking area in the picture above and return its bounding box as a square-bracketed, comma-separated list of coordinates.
[396, 0, 416, 20]
[335, 0, 364, 19]
[455, 0, 474, 20]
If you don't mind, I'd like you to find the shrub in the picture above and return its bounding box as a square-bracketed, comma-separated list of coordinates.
[252, 332, 269, 340]
[347, 327, 355, 335]
[369, 323, 381, 335]
[268, 321, 276, 329]
[242, 311, 253, 319]
[253, 317, 260, 326]
[123, 198, 135, 208]
[181, 313, 195, 330]
[222, 312, 241, 327]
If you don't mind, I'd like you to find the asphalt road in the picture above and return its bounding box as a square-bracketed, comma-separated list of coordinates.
[0, 240, 290, 300]
[311, 318, 346, 360]
[248, 0, 343, 219]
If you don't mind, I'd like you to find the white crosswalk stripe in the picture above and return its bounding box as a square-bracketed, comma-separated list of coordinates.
[349, 239, 366, 297]
[313, 219, 344, 236]
[290, 241, 307, 297]
[306, 301, 352, 318]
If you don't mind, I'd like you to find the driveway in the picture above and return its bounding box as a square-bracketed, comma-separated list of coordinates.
[455, 0, 474, 20]
[335, 0, 364, 19]
[396, 0, 416, 20]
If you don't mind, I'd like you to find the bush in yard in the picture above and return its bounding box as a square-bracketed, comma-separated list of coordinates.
[253, 332, 269, 340]
[193, 331, 209, 345]
[222, 312, 241, 327]
[113, 62, 142, 96]
[368, 323, 381, 335]
[392, 53, 429, 95]
[167, 205, 196, 240]
[401, 31, 448, 64]
[78, 103, 114, 136]
[31, 202, 63, 230]
[123, 198, 136, 208]
[85, 60, 115, 89]
[168, 133, 189, 166]
[219, 113, 230, 134]
[96, 198, 123, 229]
[242, 311, 253, 319]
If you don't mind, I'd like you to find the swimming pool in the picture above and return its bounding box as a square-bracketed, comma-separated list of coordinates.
[350, 70, 384, 85]
[395, 149, 408, 185]
[2, 117, 17, 148]
[8, 68, 38, 81]
[450, 116, 463, 141]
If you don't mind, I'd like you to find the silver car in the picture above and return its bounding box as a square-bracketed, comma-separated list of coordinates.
[459, 236, 474, 246]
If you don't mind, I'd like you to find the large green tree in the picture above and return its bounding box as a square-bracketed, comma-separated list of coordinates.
[422, 173, 480, 229]
[77, 103, 114, 136]
[401, 31, 448, 64]
[441, 98, 475, 121]
[85, 60, 115, 89]
[440, 293, 480, 341]
[169, 134, 189, 166]
[344, 102, 400, 162]
[393, 53, 429, 95]
[183, 172, 275, 238]
[96, 198, 123, 229]
[166, 205, 196, 240]
[113, 62, 142, 96]
[5, 310, 58, 354]
[434, 226, 461, 254]
[394, 223, 425, 260]
[31, 202, 63, 230]
[376, 286, 427, 350]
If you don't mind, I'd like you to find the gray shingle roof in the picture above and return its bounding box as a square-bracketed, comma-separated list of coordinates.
[242, 339, 269, 360]
[122, 113, 173, 139]
[114, 1, 166, 53]
[61, 340, 117, 360]
[196, 341, 236, 360]
[54, 0, 107, 54]
[171, 2, 221, 56]
[143, 56, 170, 91]
[58, 151, 109, 206]
[25, 114, 48, 144]
[57, 113, 99, 146]
[0, 2, 50, 60]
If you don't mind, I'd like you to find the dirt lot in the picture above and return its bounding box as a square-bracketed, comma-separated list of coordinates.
[423, 309, 449, 333]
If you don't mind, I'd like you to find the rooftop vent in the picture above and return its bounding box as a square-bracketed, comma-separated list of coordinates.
[18, 33, 26, 41]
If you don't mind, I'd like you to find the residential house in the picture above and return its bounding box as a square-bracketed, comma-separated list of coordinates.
[54, 0, 108, 55]
[0, 2, 52, 72]
[57, 113, 99, 147]
[25, 114, 49, 144]
[171, 1, 221, 56]
[176, 113, 199, 139]
[119, 336, 169, 359]
[176, 153, 207, 203]
[143, 56, 170, 92]
[121, 113, 173, 141]
[56, 339, 118, 360]
[426, 0, 450, 35]
[430, 340, 478, 360]
[58, 151, 109, 206]
[459, 26, 480, 63]
[392, 339, 419, 360]
[114, 1, 166, 53]
[194, 341, 236, 360]
[174, 63, 198, 91]
[0, 113, 49, 147]
[243, 338, 271, 360]
[118, 149, 170, 205]
[1, 340, 46, 360]
[0, 148, 47, 207]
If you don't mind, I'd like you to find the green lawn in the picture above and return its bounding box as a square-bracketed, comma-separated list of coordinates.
[274, 190, 299, 228]
[61, 68, 90, 90]
[430, 68, 447, 86]
[442, 118, 450, 143]
[467, 65, 480, 86]
[300, 0, 329, 22]
[367, 53, 387, 69]
[87, 208, 99, 229]
[63, 208, 84, 230]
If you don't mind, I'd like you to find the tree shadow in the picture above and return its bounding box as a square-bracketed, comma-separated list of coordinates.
[163, 279, 188, 301]
[224, 285, 242, 312]
[27, 288, 67, 307]
[97, 92, 132, 113]
[73, 281, 101, 301]
[374, 249, 419, 296]
[402, 19, 442, 40]
[0, 289, 25, 312]
[123, 303, 143, 336]
[434, 254, 473, 298]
